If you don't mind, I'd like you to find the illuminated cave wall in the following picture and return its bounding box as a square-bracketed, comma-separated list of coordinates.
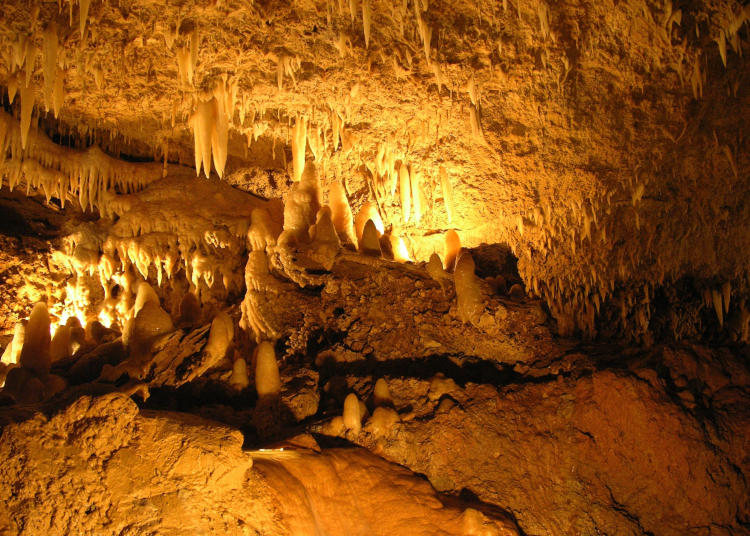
[0, 1, 749, 535]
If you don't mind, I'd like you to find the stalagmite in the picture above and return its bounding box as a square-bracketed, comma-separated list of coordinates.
[255, 341, 281, 397]
[19, 82, 34, 150]
[204, 312, 234, 362]
[1, 323, 25, 365]
[280, 161, 321, 246]
[343, 392, 362, 433]
[229, 357, 250, 390]
[125, 300, 173, 352]
[360, 219, 382, 256]
[309, 206, 341, 270]
[19, 302, 51, 375]
[454, 251, 483, 325]
[133, 282, 159, 316]
[389, 235, 411, 262]
[399, 162, 411, 223]
[366, 407, 399, 437]
[373, 378, 392, 406]
[291, 116, 307, 183]
[329, 180, 357, 246]
[439, 164, 454, 222]
[444, 230, 461, 271]
[50, 325, 73, 362]
[354, 201, 383, 244]
[427, 252, 448, 285]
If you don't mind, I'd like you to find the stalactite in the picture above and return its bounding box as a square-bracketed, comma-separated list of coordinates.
[291, 116, 307, 183]
[399, 161, 411, 223]
[212, 83, 229, 178]
[439, 165, 454, 223]
[363, 0, 372, 48]
[42, 23, 58, 113]
[444, 230, 461, 271]
[410, 166, 423, 223]
[79, 0, 92, 40]
[19, 82, 35, 150]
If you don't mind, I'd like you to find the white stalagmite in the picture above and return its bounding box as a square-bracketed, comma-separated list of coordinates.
[205, 312, 234, 361]
[50, 325, 73, 362]
[1, 323, 25, 365]
[291, 116, 307, 183]
[309, 206, 341, 270]
[454, 251, 483, 325]
[439, 164, 454, 222]
[19, 302, 51, 375]
[366, 407, 399, 437]
[229, 357, 250, 390]
[280, 161, 321, 245]
[255, 341, 281, 397]
[427, 252, 448, 286]
[444, 230, 461, 271]
[389, 235, 411, 262]
[343, 392, 362, 433]
[360, 219, 381, 256]
[399, 161, 411, 223]
[329, 180, 357, 246]
[124, 301, 173, 352]
[133, 281, 159, 316]
[354, 201, 383, 244]
[373, 378, 392, 406]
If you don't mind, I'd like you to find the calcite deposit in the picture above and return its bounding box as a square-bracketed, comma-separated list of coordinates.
[1, 0, 750, 534]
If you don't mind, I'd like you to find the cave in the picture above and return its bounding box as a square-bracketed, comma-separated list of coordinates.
[0, 0, 749, 534]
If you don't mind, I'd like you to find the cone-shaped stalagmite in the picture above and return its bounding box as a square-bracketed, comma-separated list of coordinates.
[454, 251, 483, 325]
[329, 181, 357, 246]
[19, 302, 51, 376]
[360, 219, 381, 256]
[255, 341, 281, 397]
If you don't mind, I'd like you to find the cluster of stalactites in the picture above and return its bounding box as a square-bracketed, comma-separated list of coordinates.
[0, 111, 163, 213]
[190, 80, 232, 179]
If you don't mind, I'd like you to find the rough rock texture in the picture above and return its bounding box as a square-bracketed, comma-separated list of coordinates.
[0, 393, 519, 536]
[1, 0, 750, 533]
[339, 345, 750, 536]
